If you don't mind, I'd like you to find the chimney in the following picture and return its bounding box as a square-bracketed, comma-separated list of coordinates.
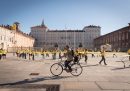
[128, 23, 130, 26]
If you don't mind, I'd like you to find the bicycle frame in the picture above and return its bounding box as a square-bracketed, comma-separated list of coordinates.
[50, 58, 83, 76]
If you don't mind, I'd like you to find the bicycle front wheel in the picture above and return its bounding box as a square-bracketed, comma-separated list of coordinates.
[71, 63, 83, 76]
[50, 63, 63, 76]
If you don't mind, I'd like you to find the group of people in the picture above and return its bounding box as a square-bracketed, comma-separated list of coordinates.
[63, 47, 130, 71]
[15, 49, 64, 60]
[14, 47, 130, 71]
[63, 46, 107, 72]
[0, 46, 130, 73]
[16, 50, 40, 60]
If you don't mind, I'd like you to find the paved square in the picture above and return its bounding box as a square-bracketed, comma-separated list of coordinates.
[0, 53, 130, 91]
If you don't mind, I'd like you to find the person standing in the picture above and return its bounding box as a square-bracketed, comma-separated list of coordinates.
[2, 49, 7, 59]
[53, 50, 56, 60]
[113, 49, 117, 58]
[84, 49, 88, 63]
[92, 53, 95, 58]
[59, 51, 62, 60]
[32, 50, 35, 60]
[99, 49, 107, 65]
[0, 48, 3, 60]
[25, 50, 27, 59]
[28, 50, 31, 60]
[127, 49, 130, 61]
[41, 50, 45, 59]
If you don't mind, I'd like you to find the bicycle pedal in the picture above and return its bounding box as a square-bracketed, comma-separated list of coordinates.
[66, 69, 72, 72]
[63, 68, 67, 70]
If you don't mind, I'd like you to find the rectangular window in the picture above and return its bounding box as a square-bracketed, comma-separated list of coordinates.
[126, 33, 128, 39]
[0, 36, 2, 40]
[10, 38, 12, 42]
[4, 36, 6, 41]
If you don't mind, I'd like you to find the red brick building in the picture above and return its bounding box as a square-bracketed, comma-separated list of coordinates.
[94, 23, 130, 51]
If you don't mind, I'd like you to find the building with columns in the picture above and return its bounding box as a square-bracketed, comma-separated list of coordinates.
[30, 21, 101, 50]
[94, 23, 130, 51]
[0, 22, 35, 50]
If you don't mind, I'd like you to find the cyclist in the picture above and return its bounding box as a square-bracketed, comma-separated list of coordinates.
[64, 45, 74, 72]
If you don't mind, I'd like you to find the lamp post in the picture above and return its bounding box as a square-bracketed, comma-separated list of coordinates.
[74, 30, 76, 51]
[82, 30, 84, 48]
[65, 25, 68, 46]
[129, 24, 130, 48]
[66, 30, 67, 46]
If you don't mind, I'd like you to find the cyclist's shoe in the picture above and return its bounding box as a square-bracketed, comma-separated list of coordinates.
[63, 68, 67, 70]
[69, 69, 72, 72]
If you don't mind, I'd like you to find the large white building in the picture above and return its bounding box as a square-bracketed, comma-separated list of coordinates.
[30, 21, 101, 50]
[0, 22, 35, 50]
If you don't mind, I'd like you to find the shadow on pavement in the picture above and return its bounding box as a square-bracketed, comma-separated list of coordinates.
[111, 66, 130, 70]
[0, 76, 73, 86]
[81, 64, 99, 68]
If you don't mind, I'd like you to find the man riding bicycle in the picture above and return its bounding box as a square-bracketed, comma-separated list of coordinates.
[64, 45, 74, 72]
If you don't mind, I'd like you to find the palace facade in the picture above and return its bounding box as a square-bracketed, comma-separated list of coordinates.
[30, 21, 101, 49]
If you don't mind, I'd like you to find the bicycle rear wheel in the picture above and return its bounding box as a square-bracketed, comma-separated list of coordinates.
[70, 63, 83, 76]
[50, 63, 63, 76]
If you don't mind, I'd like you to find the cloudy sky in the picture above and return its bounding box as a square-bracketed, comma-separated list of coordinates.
[0, 0, 130, 35]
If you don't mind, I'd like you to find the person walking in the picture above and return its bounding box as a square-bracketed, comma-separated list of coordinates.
[99, 49, 107, 65]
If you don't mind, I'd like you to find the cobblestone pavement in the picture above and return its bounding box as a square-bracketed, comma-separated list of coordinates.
[0, 53, 130, 91]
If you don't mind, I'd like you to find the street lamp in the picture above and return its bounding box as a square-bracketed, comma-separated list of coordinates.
[74, 30, 76, 51]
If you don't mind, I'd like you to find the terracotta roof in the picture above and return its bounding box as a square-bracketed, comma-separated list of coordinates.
[95, 25, 130, 39]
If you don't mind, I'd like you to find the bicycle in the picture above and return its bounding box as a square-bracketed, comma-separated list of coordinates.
[50, 59, 83, 76]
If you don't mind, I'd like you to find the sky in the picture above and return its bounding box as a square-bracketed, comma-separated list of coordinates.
[0, 0, 130, 35]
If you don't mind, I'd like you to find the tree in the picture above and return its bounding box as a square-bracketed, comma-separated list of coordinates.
[54, 43, 58, 48]
[79, 43, 83, 47]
